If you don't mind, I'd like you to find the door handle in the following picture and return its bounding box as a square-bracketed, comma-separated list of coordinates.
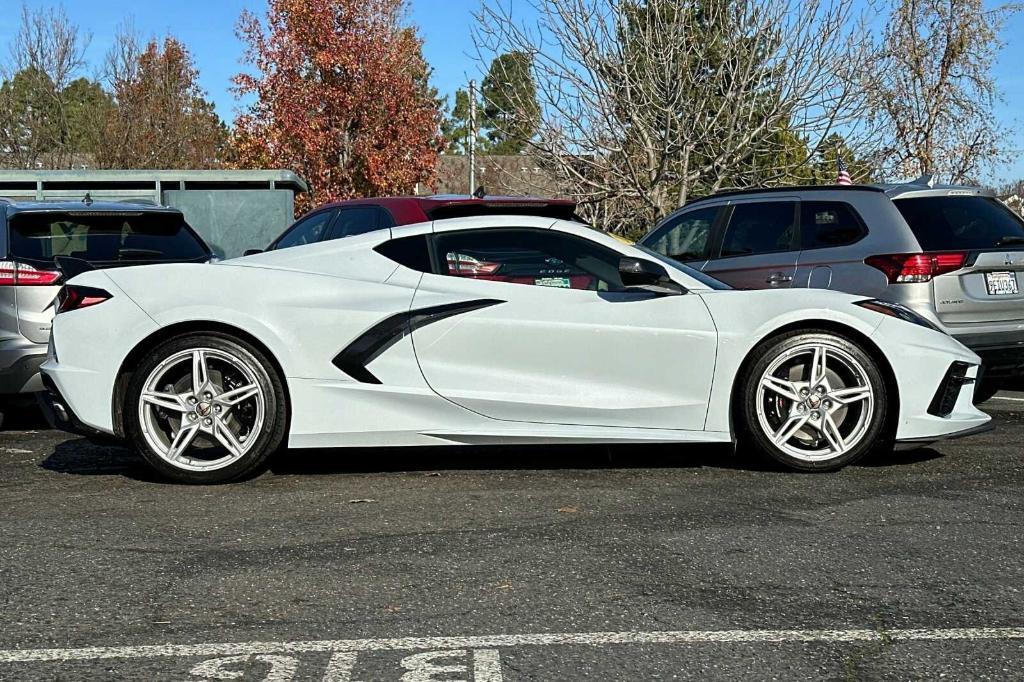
[766, 272, 793, 285]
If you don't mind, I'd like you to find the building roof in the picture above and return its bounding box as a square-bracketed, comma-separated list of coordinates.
[0, 169, 308, 192]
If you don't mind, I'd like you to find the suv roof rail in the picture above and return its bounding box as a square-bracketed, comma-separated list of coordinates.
[681, 184, 885, 208]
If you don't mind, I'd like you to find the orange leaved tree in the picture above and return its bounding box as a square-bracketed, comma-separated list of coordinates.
[232, 0, 444, 210]
[101, 35, 227, 169]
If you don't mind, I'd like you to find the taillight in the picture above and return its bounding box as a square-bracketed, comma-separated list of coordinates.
[864, 252, 967, 283]
[0, 260, 62, 286]
[56, 285, 111, 314]
[446, 252, 502, 276]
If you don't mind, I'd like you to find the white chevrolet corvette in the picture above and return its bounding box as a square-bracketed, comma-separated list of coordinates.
[41, 215, 990, 483]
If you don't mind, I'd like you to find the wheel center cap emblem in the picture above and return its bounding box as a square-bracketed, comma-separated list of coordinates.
[196, 401, 212, 417]
[808, 395, 821, 409]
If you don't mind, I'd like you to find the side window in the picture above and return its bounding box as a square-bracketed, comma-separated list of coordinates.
[644, 207, 718, 262]
[377, 208, 396, 229]
[720, 202, 797, 257]
[433, 229, 625, 291]
[327, 207, 383, 239]
[800, 201, 867, 249]
[272, 210, 335, 250]
[375, 234, 432, 272]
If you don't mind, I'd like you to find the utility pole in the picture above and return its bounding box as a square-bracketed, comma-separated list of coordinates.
[468, 79, 477, 194]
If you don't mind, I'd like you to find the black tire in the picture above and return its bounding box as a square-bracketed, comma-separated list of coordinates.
[736, 330, 891, 472]
[973, 380, 1000, 405]
[125, 333, 287, 484]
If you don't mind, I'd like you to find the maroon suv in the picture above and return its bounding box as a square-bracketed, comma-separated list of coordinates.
[256, 195, 579, 253]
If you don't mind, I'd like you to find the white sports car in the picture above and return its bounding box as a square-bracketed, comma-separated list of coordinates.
[40, 215, 990, 483]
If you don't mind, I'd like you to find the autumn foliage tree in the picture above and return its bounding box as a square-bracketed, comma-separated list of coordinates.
[99, 32, 227, 169]
[232, 0, 443, 209]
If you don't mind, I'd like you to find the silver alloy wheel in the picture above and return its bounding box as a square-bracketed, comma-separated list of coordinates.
[137, 348, 266, 471]
[755, 341, 875, 462]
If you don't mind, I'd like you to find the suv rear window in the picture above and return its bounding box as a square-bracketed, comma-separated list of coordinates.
[894, 196, 1024, 250]
[9, 212, 209, 265]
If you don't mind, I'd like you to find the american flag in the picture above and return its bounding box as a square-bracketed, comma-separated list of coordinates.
[836, 157, 853, 186]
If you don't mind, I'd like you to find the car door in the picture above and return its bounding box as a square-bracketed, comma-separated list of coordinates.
[640, 205, 723, 271]
[703, 199, 799, 289]
[408, 226, 718, 431]
[793, 200, 870, 290]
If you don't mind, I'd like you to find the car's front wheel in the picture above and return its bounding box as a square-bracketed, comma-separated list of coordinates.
[125, 333, 287, 483]
[738, 330, 890, 471]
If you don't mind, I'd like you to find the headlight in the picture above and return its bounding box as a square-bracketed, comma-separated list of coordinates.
[854, 299, 945, 333]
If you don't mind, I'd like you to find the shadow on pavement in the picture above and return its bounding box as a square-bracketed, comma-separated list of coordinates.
[36, 439, 943, 481]
[0, 403, 48, 431]
[856, 447, 944, 467]
[269, 442, 785, 476]
[39, 438, 159, 481]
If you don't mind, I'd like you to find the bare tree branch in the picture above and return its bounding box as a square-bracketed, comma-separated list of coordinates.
[474, 0, 881, 234]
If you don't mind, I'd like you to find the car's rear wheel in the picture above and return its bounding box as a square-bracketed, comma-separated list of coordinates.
[125, 333, 287, 484]
[738, 331, 889, 471]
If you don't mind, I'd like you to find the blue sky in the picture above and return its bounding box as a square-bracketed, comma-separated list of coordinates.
[1, 0, 1022, 183]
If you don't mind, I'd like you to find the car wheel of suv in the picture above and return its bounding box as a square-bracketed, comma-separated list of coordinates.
[738, 331, 889, 472]
[125, 333, 287, 484]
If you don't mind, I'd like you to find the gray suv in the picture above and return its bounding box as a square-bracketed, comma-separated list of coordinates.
[639, 180, 1024, 401]
[0, 198, 212, 424]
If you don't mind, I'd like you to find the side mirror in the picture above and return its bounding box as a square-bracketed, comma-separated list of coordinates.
[618, 257, 686, 295]
[243, 248, 264, 257]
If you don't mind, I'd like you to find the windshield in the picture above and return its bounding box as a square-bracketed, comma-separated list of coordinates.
[635, 244, 732, 290]
[894, 196, 1024, 250]
[9, 211, 210, 266]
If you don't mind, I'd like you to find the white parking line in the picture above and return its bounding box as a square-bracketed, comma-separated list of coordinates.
[992, 396, 1024, 402]
[1, 627, 1023, 663]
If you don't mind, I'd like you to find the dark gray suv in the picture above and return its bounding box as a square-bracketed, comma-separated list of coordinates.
[639, 180, 1024, 401]
[0, 199, 212, 424]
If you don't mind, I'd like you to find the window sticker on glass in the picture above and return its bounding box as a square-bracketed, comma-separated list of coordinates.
[815, 211, 838, 225]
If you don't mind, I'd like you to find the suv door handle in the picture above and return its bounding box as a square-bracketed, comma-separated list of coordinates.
[766, 272, 793, 285]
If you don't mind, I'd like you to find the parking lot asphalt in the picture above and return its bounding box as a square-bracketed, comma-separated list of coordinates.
[1, 394, 1023, 680]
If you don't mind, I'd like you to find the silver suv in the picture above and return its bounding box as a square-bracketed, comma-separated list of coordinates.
[0, 199, 212, 424]
[638, 180, 1024, 401]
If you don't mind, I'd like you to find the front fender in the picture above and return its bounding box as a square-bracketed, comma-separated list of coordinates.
[699, 290, 885, 435]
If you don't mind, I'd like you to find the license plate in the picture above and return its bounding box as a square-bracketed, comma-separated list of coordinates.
[985, 271, 1019, 296]
[535, 277, 571, 288]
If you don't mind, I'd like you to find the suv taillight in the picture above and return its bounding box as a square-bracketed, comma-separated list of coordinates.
[864, 252, 967, 283]
[0, 260, 62, 286]
[56, 285, 111, 314]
